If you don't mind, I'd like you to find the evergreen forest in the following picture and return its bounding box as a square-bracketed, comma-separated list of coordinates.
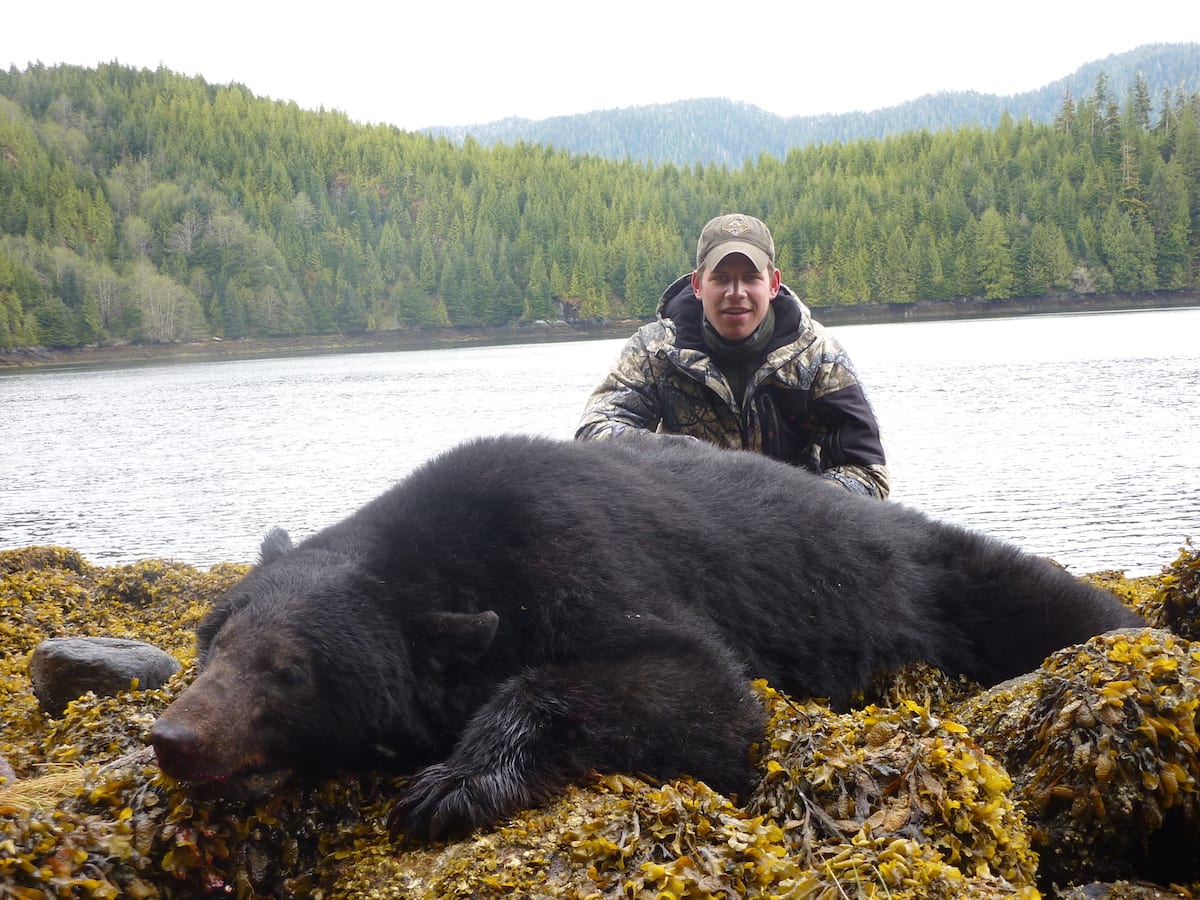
[1, 62, 1198, 351]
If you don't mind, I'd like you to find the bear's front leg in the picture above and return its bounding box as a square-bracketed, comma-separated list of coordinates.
[389, 630, 763, 843]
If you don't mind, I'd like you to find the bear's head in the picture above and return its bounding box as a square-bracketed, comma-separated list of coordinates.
[149, 528, 499, 793]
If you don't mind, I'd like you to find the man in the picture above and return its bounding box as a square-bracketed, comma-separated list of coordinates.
[576, 213, 889, 498]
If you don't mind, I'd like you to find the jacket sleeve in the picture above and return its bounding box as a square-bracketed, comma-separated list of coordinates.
[575, 331, 664, 440]
[809, 367, 891, 500]
[822, 461, 891, 499]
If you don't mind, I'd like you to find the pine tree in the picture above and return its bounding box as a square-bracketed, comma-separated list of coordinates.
[524, 250, 554, 321]
[974, 208, 1015, 299]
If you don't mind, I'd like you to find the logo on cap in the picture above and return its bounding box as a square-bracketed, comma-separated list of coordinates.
[721, 217, 752, 236]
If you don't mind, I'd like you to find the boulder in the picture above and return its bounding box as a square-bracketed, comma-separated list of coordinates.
[30, 636, 180, 717]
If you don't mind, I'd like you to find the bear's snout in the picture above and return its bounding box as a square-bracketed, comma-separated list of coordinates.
[149, 717, 207, 780]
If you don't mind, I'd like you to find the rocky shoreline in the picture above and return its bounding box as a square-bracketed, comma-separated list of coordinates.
[2, 290, 1196, 372]
[2, 544, 1199, 897]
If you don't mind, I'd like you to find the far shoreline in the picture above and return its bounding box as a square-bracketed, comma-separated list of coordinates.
[2, 289, 1196, 373]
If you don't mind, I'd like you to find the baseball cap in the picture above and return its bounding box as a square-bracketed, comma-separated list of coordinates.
[696, 214, 775, 272]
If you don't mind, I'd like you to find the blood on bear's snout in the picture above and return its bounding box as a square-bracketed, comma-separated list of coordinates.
[149, 709, 287, 801]
[147, 643, 285, 786]
[149, 682, 272, 784]
[148, 717, 208, 780]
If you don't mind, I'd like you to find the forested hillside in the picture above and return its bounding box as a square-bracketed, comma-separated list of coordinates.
[1, 62, 1198, 351]
[430, 44, 1200, 166]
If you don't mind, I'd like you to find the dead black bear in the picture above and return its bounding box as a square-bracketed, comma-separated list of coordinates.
[150, 433, 1143, 842]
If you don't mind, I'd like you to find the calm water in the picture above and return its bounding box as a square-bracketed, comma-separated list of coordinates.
[2, 308, 1198, 575]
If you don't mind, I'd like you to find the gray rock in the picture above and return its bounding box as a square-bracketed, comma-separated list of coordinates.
[30, 637, 181, 717]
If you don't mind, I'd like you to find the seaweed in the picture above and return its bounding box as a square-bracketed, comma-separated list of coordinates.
[2, 544, 1199, 898]
[1159, 540, 1200, 640]
[959, 628, 1200, 886]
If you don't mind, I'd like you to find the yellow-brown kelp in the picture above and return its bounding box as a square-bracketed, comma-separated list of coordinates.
[1159, 540, 1200, 639]
[749, 682, 1039, 892]
[2, 544, 1199, 898]
[959, 627, 1200, 887]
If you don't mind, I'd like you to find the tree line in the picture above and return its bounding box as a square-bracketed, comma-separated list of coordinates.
[0, 62, 1197, 350]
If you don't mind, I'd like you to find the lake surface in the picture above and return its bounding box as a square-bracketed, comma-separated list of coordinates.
[2, 308, 1198, 576]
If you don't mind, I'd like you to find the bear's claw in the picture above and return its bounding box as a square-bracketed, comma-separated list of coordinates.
[389, 761, 539, 843]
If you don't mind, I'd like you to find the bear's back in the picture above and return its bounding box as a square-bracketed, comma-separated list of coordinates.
[321, 436, 948, 696]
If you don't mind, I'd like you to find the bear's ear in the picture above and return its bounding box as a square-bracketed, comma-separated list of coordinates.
[421, 610, 499, 671]
[259, 528, 293, 564]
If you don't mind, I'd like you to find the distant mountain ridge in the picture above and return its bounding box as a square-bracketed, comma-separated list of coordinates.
[425, 43, 1200, 166]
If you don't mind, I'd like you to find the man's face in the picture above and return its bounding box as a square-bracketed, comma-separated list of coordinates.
[692, 253, 781, 342]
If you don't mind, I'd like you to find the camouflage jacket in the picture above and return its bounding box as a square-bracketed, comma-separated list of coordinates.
[576, 276, 890, 498]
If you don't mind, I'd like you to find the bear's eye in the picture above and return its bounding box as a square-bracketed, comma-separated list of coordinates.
[267, 658, 308, 687]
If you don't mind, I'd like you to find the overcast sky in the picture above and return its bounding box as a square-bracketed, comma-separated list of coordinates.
[4, 0, 1198, 131]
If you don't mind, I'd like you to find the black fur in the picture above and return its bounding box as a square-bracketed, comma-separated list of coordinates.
[150, 434, 1143, 842]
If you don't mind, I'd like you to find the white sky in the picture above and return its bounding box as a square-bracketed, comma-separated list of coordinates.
[4, 0, 1198, 131]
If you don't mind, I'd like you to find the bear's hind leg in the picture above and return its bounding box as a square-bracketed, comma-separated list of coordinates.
[390, 628, 762, 843]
